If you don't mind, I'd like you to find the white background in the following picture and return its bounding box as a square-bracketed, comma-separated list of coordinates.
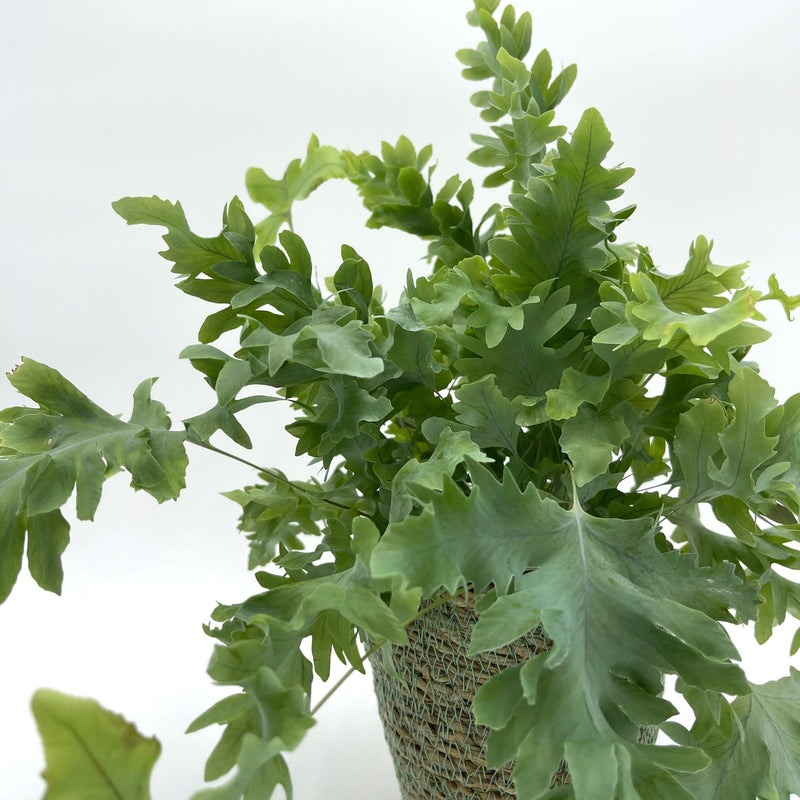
[2, 0, 800, 797]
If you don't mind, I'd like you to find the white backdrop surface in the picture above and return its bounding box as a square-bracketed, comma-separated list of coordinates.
[1, 1, 800, 797]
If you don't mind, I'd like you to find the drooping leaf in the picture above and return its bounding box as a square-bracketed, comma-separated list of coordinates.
[188, 632, 316, 798]
[0, 359, 187, 603]
[31, 689, 161, 800]
[188, 731, 291, 800]
[113, 195, 268, 343]
[234, 563, 408, 649]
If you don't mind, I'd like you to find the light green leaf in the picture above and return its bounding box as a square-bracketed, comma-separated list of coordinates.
[708, 366, 780, 500]
[643, 236, 746, 314]
[465, 292, 541, 349]
[545, 368, 611, 420]
[31, 689, 160, 800]
[409, 265, 476, 326]
[389, 427, 491, 522]
[762, 272, 800, 320]
[469, 108, 566, 187]
[490, 107, 634, 286]
[456, 286, 581, 399]
[246, 134, 348, 254]
[673, 397, 728, 502]
[682, 671, 800, 799]
[629, 271, 763, 348]
[0, 359, 187, 603]
[112, 195, 248, 278]
[590, 297, 674, 380]
[451, 374, 521, 452]
[558, 405, 629, 485]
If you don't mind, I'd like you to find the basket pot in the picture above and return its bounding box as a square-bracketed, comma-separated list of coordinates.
[369, 592, 656, 799]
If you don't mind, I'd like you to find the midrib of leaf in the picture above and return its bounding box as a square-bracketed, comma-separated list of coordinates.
[50, 712, 127, 800]
[750, 690, 800, 775]
[553, 122, 593, 279]
[660, 275, 701, 304]
[409, 336, 430, 377]
[718, 404, 753, 497]
[492, 408, 518, 454]
[2, 422, 172, 501]
[572, 503, 600, 728]
[28, 424, 144, 465]
[706, 701, 753, 799]
[686, 413, 714, 501]
[145, 210, 242, 266]
[514, 334, 549, 396]
[472, 383, 517, 454]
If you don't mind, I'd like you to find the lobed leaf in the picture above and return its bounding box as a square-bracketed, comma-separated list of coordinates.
[681, 671, 800, 799]
[373, 461, 754, 797]
[490, 107, 634, 291]
[246, 134, 348, 255]
[0, 359, 187, 603]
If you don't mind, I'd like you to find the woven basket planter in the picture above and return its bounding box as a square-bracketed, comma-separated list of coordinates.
[369, 592, 657, 799]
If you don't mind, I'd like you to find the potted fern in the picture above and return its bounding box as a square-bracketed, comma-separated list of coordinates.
[3, 1, 800, 798]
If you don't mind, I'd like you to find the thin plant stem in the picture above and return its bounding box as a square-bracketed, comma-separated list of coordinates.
[189, 438, 358, 513]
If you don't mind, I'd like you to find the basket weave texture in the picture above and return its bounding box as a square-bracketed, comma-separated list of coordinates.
[369, 592, 657, 799]
[369, 593, 561, 799]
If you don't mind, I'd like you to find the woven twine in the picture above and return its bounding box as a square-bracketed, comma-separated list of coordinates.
[369, 592, 657, 800]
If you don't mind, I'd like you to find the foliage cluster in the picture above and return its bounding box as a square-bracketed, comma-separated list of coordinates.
[4, 2, 800, 798]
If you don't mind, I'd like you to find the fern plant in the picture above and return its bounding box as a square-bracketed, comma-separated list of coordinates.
[3, 2, 800, 798]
